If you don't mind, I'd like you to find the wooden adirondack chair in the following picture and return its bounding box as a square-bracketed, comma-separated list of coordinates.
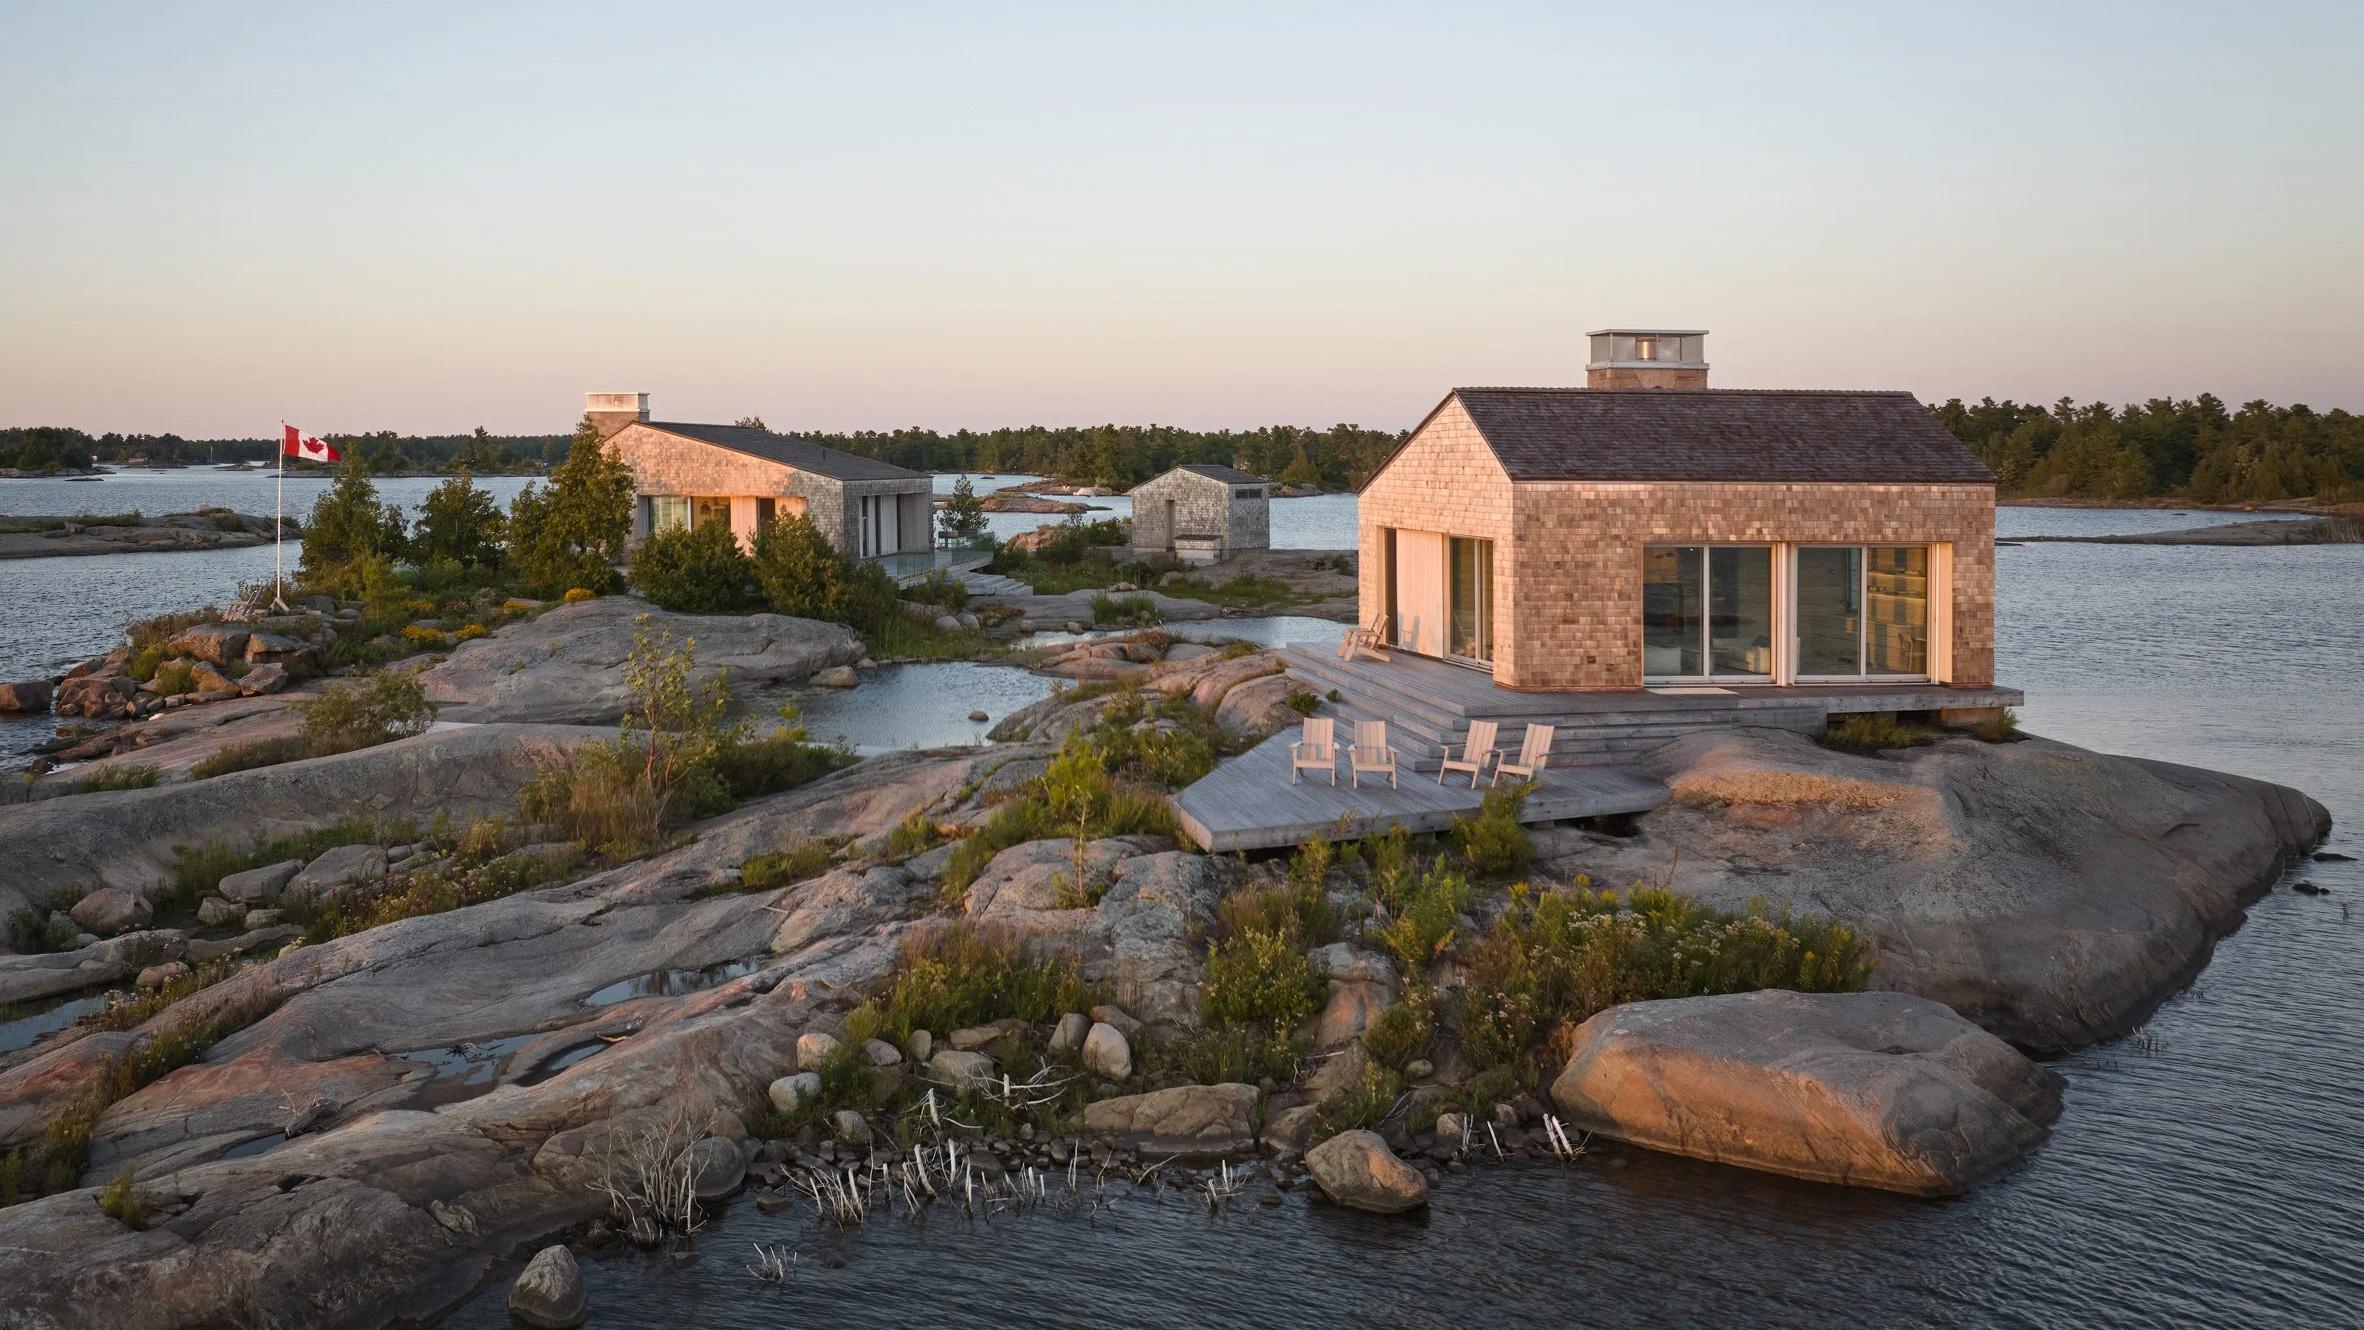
[1290, 717, 1337, 785]
[1437, 719, 1499, 787]
[1348, 719, 1399, 789]
[1337, 613, 1391, 662]
[1493, 723, 1554, 786]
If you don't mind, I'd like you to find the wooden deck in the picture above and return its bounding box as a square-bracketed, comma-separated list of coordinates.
[1173, 730, 1668, 852]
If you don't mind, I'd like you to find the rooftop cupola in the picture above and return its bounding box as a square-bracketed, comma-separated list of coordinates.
[1586, 329, 1708, 390]
[585, 391, 649, 440]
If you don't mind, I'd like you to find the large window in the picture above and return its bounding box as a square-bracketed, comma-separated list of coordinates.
[1644, 545, 1772, 680]
[648, 496, 690, 535]
[1794, 545, 1929, 678]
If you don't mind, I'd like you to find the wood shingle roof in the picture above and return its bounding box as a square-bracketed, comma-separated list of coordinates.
[1438, 388, 1995, 485]
[643, 422, 928, 483]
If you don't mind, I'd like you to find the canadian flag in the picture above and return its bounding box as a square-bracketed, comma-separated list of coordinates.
[282, 425, 340, 463]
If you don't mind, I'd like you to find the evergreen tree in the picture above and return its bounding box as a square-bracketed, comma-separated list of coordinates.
[938, 474, 989, 544]
[299, 459, 408, 595]
[411, 465, 507, 569]
[507, 417, 635, 595]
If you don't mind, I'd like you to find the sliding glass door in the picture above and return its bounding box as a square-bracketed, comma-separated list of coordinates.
[1447, 537, 1493, 664]
[1793, 545, 1929, 679]
[1643, 545, 1771, 681]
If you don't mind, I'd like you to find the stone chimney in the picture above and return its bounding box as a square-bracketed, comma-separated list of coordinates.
[1585, 330, 1707, 389]
[585, 391, 649, 440]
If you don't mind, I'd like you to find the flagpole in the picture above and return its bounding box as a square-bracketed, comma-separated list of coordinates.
[273, 421, 287, 612]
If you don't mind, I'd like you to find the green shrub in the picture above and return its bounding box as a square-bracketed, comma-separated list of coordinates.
[870, 922, 1091, 1043]
[1455, 885, 1877, 1076]
[1821, 712, 1933, 754]
[939, 726, 1179, 892]
[297, 461, 407, 597]
[73, 764, 159, 793]
[629, 519, 754, 613]
[1371, 861, 1468, 976]
[1161, 573, 1298, 609]
[710, 724, 850, 802]
[737, 840, 840, 891]
[169, 816, 404, 919]
[749, 512, 850, 620]
[296, 845, 587, 944]
[1362, 998, 1431, 1068]
[1285, 689, 1321, 715]
[189, 736, 313, 780]
[1161, 1026, 1299, 1086]
[409, 466, 506, 570]
[1450, 780, 1533, 878]
[150, 658, 196, 697]
[1972, 708, 2024, 743]
[301, 668, 436, 754]
[1201, 920, 1323, 1032]
[902, 574, 970, 611]
[5, 906, 79, 954]
[505, 427, 633, 597]
[1318, 1059, 1405, 1133]
[881, 812, 942, 861]
[1090, 592, 1160, 626]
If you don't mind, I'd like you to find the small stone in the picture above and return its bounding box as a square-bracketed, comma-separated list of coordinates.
[1404, 1058, 1434, 1080]
[1306, 1130, 1429, 1214]
[832, 1111, 873, 1146]
[196, 897, 245, 928]
[1088, 1004, 1144, 1041]
[1081, 1022, 1132, 1081]
[136, 961, 190, 990]
[927, 1049, 996, 1091]
[218, 859, 304, 905]
[507, 1245, 587, 1329]
[768, 1072, 821, 1113]
[796, 1030, 841, 1070]
[812, 665, 858, 688]
[242, 908, 284, 930]
[1048, 1012, 1091, 1056]
[428, 1198, 478, 1236]
[968, 710, 989, 722]
[684, 1136, 746, 1200]
[1433, 1112, 1468, 1156]
[283, 843, 389, 904]
[905, 1029, 933, 1063]
[862, 1038, 902, 1067]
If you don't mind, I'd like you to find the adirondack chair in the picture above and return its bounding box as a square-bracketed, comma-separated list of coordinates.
[1290, 717, 1337, 785]
[1348, 719, 1399, 789]
[1493, 723, 1555, 786]
[1437, 719, 1499, 788]
[1337, 613, 1391, 662]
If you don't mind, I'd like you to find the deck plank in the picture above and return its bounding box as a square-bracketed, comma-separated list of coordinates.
[1174, 731, 1668, 852]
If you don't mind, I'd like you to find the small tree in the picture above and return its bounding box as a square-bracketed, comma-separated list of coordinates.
[629, 520, 753, 613]
[302, 668, 437, 753]
[507, 417, 634, 595]
[411, 465, 506, 570]
[299, 460, 407, 596]
[938, 474, 989, 545]
[749, 512, 846, 620]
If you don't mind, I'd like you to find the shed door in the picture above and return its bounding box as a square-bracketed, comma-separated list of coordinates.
[1393, 529, 1447, 657]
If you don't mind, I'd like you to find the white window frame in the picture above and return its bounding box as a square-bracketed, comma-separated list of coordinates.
[1785, 543, 1936, 684]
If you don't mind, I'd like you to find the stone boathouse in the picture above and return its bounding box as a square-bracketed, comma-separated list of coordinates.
[1127, 463, 1271, 563]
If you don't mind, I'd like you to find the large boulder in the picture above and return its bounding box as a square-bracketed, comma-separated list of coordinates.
[284, 843, 390, 904]
[1081, 1083, 1258, 1158]
[1547, 989, 2063, 1196]
[1545, 730, 2331, 1051]
[166, 622, 251, 666]
[1081, 1022, 1132, 1080]
[217, 858, 305, 905]
[68, 887, 152, 937]
[508, 1245, 588, 1328]
[0, 679, 52, 713]
[418, 598, 863, 724]
[1305, 1130, 1429, 1213]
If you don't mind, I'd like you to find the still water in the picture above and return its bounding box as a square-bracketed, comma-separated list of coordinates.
[433, 512, 2357, 1327]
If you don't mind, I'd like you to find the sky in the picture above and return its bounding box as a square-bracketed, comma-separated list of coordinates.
[2, 1, 2359, 438]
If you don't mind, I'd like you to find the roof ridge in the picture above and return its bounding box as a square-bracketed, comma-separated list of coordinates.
[1453, 386, 1920, 397]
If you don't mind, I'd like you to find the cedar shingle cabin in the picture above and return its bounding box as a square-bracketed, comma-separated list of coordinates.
[586, 393, 933, 558]
[1127, 463, 1271, 563]
[1355, 331, 1998, 692]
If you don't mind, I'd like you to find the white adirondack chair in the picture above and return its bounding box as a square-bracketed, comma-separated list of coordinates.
[1438, 719, 1499, 787]
[1290, 717, 1337, 785]
[1493, 723, 1554, 786]
[1349, 719, 1399, 789]
[1337, 613, 1391, 662]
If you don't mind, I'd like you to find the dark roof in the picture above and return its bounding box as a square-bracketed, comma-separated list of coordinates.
[642, 422, 928, 483]
[1168, 463, 1267, 485]
[1421, 388, 1994, 485]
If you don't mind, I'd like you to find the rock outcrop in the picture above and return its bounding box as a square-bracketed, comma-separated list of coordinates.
[418, 598, 862, 724]
[1547, 989, 2063, 1196]
[507, 1245, 588, 1328]
[1081, 1082, 1259, 1158]
[1539, 730, 2331, 1051]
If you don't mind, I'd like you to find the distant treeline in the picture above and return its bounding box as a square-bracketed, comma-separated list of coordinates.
[0, 426, 564, 475]
[1934, 396, 2363, 504]
[792, 423, 1406, 491]
[12, 395, 2362, 503]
